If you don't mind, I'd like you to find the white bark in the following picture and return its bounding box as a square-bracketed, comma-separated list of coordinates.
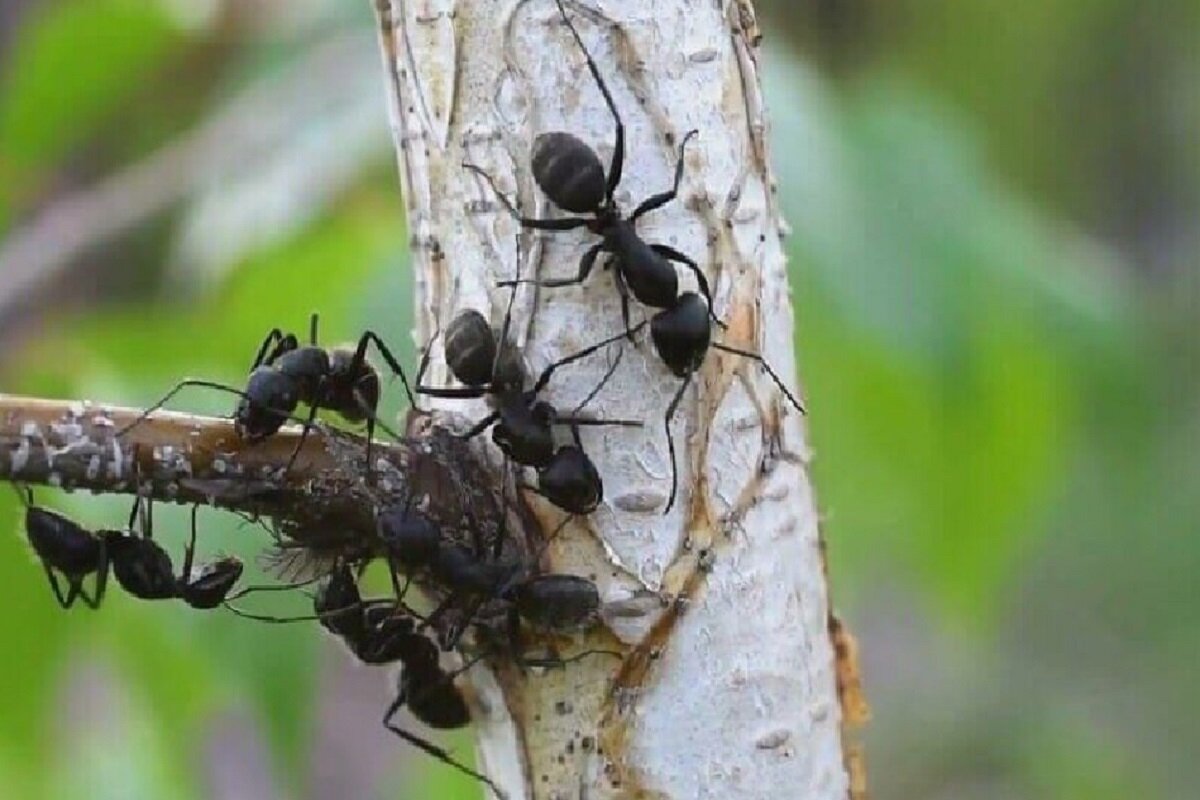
[371, 1, 860, 798]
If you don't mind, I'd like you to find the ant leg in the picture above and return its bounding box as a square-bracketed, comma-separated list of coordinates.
[223, 574, 322, 603]
[631, 130, 699, 220]
[553, 0, 625, 200]
[355, 331, 416, 409]
[381, 697, 504, 798]
[662, 372, 694, 514]
[115, 379, 254, 438]
[530, 322, 647, 394]
[649, 244, 724, 328]
[250, 329, 284, 371]
[308, 312, 320, 346]
[553, 416, 641, 429]
[520, 648, 625, 669]
[496, 241, 605, 291]
[463, 164, 589, 231]
[711, 343, 806, 414]
[572, 345, 624, 416]
[456, 410, 500, 441]
[415, 385, 489, 400]
[282, 393, 323, 478]
[612, 267, 635, 340]
[75, 534, 110, 610]
[40, 563, 73, 609]
[413, 324, 441, 389]
[180, 505, 199, 580]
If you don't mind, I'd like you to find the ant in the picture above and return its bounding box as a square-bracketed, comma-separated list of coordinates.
[465, 0, 718, 336]
[17, 486, 244, 610]
[416, 305, 636, 515]
[119, 313, 412, 478]
[468, 0, 807, 512]
[235, 560, 505, 797]
[377, 503, 601, 645]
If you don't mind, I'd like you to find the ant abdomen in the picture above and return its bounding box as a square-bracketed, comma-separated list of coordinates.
[650, 291, 711, 377]
[532, 131, 605, 213]
[26, 507, 102, 577]
[444, 310, 497, 387]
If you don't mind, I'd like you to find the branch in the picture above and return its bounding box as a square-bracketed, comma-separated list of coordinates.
[0, 394, 512, 564]
[372, 0, 863, 798]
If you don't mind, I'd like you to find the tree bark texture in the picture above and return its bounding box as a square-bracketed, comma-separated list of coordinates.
[371, 1, 865, 798]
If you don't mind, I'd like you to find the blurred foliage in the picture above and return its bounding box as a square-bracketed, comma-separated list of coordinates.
[0, 1, 1197, 799]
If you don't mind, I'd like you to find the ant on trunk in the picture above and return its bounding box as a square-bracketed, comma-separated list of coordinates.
[469, 0, 806, 512]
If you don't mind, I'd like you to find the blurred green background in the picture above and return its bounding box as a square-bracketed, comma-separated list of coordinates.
[0, 1, 1195, 798]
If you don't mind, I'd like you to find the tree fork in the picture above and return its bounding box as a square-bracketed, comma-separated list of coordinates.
[372, 0, 866, 798]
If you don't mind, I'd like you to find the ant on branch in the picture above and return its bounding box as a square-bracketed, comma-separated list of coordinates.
[119, 313, 412, 478]
[470, 0, 806, 511]
[17, 486, 244, 610]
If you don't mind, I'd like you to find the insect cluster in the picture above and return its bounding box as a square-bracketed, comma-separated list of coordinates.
[13, 1, 805, 796]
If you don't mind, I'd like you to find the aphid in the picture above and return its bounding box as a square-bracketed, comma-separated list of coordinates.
[466, 1, 804, 511]
[119, 313, 411, 477]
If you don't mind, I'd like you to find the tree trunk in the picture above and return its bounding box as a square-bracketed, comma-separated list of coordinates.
[371, 1, 865, 798]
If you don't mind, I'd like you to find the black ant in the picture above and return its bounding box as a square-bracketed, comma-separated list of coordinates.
[119, 313, 412, 478]
[465, 0, 718, 335]
[235, 560, 505, 797]
[17, 486, 244, 610]
[465, 1, 805, 511]
[416, 306, 635, 514]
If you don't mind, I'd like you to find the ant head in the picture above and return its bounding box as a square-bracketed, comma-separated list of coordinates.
[236, 368, 298, 441]
[650, 292, 711, 378]
[182, 556, 244, 609]
[514, 573, 600, 631]
[356, 608, 424, 665]
[377, 502, 440, 567]
[536, 445, 602, 515]
[313, 563, 364, 640]
[25, 507, 103, 577]
[444, 309, 497, 388]
[532, 132, 606, 214]
[401, 665, 471, 730]
[106, 534, 178, 601]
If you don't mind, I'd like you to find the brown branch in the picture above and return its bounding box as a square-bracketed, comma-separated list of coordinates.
[0, 393, 520, 565]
